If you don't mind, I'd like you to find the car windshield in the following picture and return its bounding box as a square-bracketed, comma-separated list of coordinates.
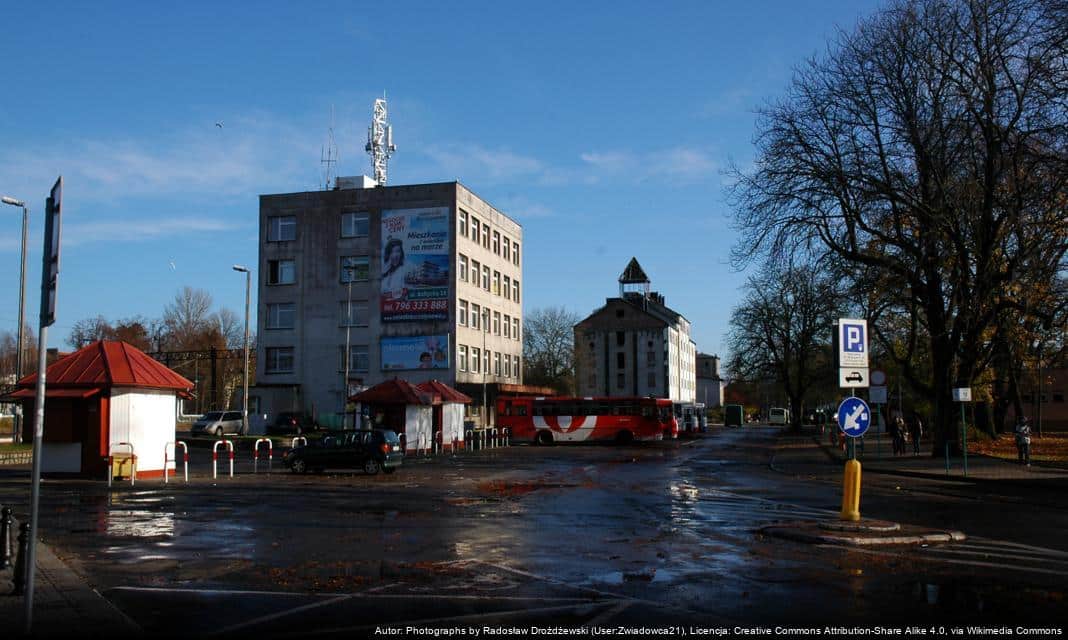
[202, 412, 224, 420]
[378, 430, 400, 445]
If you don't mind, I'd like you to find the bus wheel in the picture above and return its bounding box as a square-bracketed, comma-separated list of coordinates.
[615, 430, 634, 444]
[536, 430, 554, 446]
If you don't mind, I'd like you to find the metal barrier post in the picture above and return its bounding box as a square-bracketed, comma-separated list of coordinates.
[465, 430, 473, 451]
[164, 442, 173, 484]
[291, 436, 307, 449]
[229, 441, 235, 478]
[254, 439, 273, 473]
[0, 506, 12, 569]
[176, 441, 188, 482]
[108, 442, 136, 487]
[503, 427, 509, 447]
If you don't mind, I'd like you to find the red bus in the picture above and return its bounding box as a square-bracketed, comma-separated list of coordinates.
[497, 396, 678, 445]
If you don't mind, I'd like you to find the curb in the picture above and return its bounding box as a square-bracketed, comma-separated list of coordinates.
[759, 523, 967, 547]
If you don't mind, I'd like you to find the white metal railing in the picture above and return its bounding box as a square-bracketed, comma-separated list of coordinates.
[213, 440, 234, 479]
[107, 442, 136, 487]
[254, 438, 273, 474]
[163, 441, 189, 484]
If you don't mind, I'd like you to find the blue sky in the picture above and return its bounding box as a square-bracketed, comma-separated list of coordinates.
[0, 0, 880, 356]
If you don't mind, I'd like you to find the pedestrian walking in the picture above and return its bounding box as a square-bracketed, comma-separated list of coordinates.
[908, 413, 923, 455]
[1014, 417, 1032, 466]
[889, 413, 905, 456]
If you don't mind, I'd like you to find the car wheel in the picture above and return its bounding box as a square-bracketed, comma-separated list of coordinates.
[615, 430, 634, 444]
[214, 427, 223, 437]
[536, 430, 554, 446]
[363, 458, 381, 475]
[290, 458, 308, 474]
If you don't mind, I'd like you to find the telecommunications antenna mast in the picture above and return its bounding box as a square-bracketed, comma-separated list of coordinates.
[321, 105, 339, 190]
[365, 96, 396, 185]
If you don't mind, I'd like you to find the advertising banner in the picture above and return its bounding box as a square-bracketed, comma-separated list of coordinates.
[380, 207, 450, 322]
[381, 335, 450, 371]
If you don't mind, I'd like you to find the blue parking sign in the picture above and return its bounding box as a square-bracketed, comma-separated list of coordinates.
[837, 397, 871, 438]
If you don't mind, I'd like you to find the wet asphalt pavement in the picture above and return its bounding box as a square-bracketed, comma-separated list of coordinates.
[1, 426, 1066, 635]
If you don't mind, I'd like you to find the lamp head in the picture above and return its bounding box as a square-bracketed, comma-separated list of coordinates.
[2, 196, 26, 207]
[232, 265, 249, 273]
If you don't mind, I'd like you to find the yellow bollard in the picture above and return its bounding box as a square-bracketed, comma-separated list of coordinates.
[840, 459, 862, 521]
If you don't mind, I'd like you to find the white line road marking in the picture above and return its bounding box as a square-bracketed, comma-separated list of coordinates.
[207, 594, 353, 636]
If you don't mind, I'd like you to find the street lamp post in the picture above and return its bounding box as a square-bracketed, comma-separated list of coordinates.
[482, 308, 489, 427]
[342, 266, 354, 428]
[232, 266, 251, 435]
[2, 195, 28, 442]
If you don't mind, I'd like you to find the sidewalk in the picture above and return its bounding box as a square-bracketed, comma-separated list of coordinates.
[772, 426, 1068, 490]
[1, 533, 141, 638]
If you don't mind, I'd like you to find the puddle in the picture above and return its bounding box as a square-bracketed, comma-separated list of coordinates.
[586, 568, 678, 584]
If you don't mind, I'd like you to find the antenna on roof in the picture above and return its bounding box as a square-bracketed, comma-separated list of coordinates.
[321, 105, 339, 190]
[365, 95, 396, 185]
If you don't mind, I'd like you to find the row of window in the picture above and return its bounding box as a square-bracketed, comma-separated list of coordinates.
[458, 209, 520, 266]
[264, 344, 521, 378]
[456, 345, 520, 378]
[266, 213, 374, 244]
[266, 300, 523, 333]
[457, 300, 521, 340]
[585, 372, 659, 390]
[457, 254, 520, 302]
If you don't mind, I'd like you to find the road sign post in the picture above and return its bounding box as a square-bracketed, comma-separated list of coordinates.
[953, 388, 971, 477]
[836, 396, 871, 522]
[25, 176, 62, 634]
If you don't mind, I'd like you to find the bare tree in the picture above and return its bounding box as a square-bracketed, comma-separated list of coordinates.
[163, 287, 215, 350]
[523, 306, 581, 394]
[726, 260, 843, 431]
[67, 315, 153, 351]
[729, 0, 1068, 450]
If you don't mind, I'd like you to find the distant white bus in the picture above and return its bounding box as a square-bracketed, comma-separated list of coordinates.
[769, 407, 790, 426]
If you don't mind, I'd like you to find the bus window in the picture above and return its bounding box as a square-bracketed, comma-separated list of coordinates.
[533, 404, 543, 416]
[641, 405, 654, 418]
[517, 405, 527, 416]
[504, 402, 512, 416]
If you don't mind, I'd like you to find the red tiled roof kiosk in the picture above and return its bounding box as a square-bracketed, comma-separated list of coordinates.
[416, 380, 472, 451]
[350, 378, 470, 453]
[3, 341, 193, 478]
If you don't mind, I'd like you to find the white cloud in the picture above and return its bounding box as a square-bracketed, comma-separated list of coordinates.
[62, 217, 241, 247]
[422, 144, 545, 182]
[579, 146, 721, 184]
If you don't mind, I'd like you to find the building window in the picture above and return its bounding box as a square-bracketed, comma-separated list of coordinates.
[512, 280, 519, 303]
[338, 344, 369, 373]
[339, 300, 369, 327]
[494, 352, 501, 376]
[512, 318, 519, 341]
[513, 241, 520, 266]
[493, 231, 500, 255]
[471, 259, 480, 286]
[503, 276, 511, 301]
[458, 299, 468, 326]
[504, 355, 512, 378]
[265, 303, 295, 329]
[616, 331, 625, 347]
[503, 236, 510, 261]
[482, 223, 490, 249]
[458, 345, 468, 372]
[471, 347, 480, 373]
[471, 304, 481, 330]
[616, 373, 625, 389]
[616, 309, 625, 318]
[648, 372, 656, 388]
[483, 349, 489, 374]
[341, 256, 369, 282]
[267, 216, 296, 242]
[340, 212, 369, 238]
[617, 352, 625, 368]
[459, 254, 468, 282]
[503, 314, 511, 338]
[514, 355, 521, 378]
[493, 270, 501, 295]
[267, 259, 296, 285]
[647, 351, 656, 366]
[493, 311, 501, 335]
[265, 347, 294, 373]
[471, 216, 480, 244]
[482, 265, 490, 291]
[482, 308, 490, 333]
[459, 209, 468, 238]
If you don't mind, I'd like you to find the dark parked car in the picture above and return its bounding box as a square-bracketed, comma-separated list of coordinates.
[283, 429, 403, 475]
[267, 412, 318, 435]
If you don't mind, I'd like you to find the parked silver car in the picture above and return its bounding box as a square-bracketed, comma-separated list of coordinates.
[192, 410, 246, 436]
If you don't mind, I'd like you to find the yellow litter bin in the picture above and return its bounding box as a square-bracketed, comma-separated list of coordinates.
[111, 453, 136, 480]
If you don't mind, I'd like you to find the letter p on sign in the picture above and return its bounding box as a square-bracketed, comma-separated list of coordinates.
[845, 325, 864, 352]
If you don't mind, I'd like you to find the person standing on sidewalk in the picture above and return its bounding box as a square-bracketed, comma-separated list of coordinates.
[1014, 416, 1032, 466]
[908, 413, 923, 455]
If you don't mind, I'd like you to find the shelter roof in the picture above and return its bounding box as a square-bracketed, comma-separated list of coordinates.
[415, 380, 472, 404]
[12, 341, 194, 393]
[350, 378, 438, 405]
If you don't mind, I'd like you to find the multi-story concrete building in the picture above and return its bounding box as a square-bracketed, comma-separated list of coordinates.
[254, 180, 523, 426]
[573, 258, 696, 405]
[696, 353, 725, 409]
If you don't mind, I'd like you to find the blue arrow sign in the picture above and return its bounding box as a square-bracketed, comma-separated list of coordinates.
[837, 397, 871, 438]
